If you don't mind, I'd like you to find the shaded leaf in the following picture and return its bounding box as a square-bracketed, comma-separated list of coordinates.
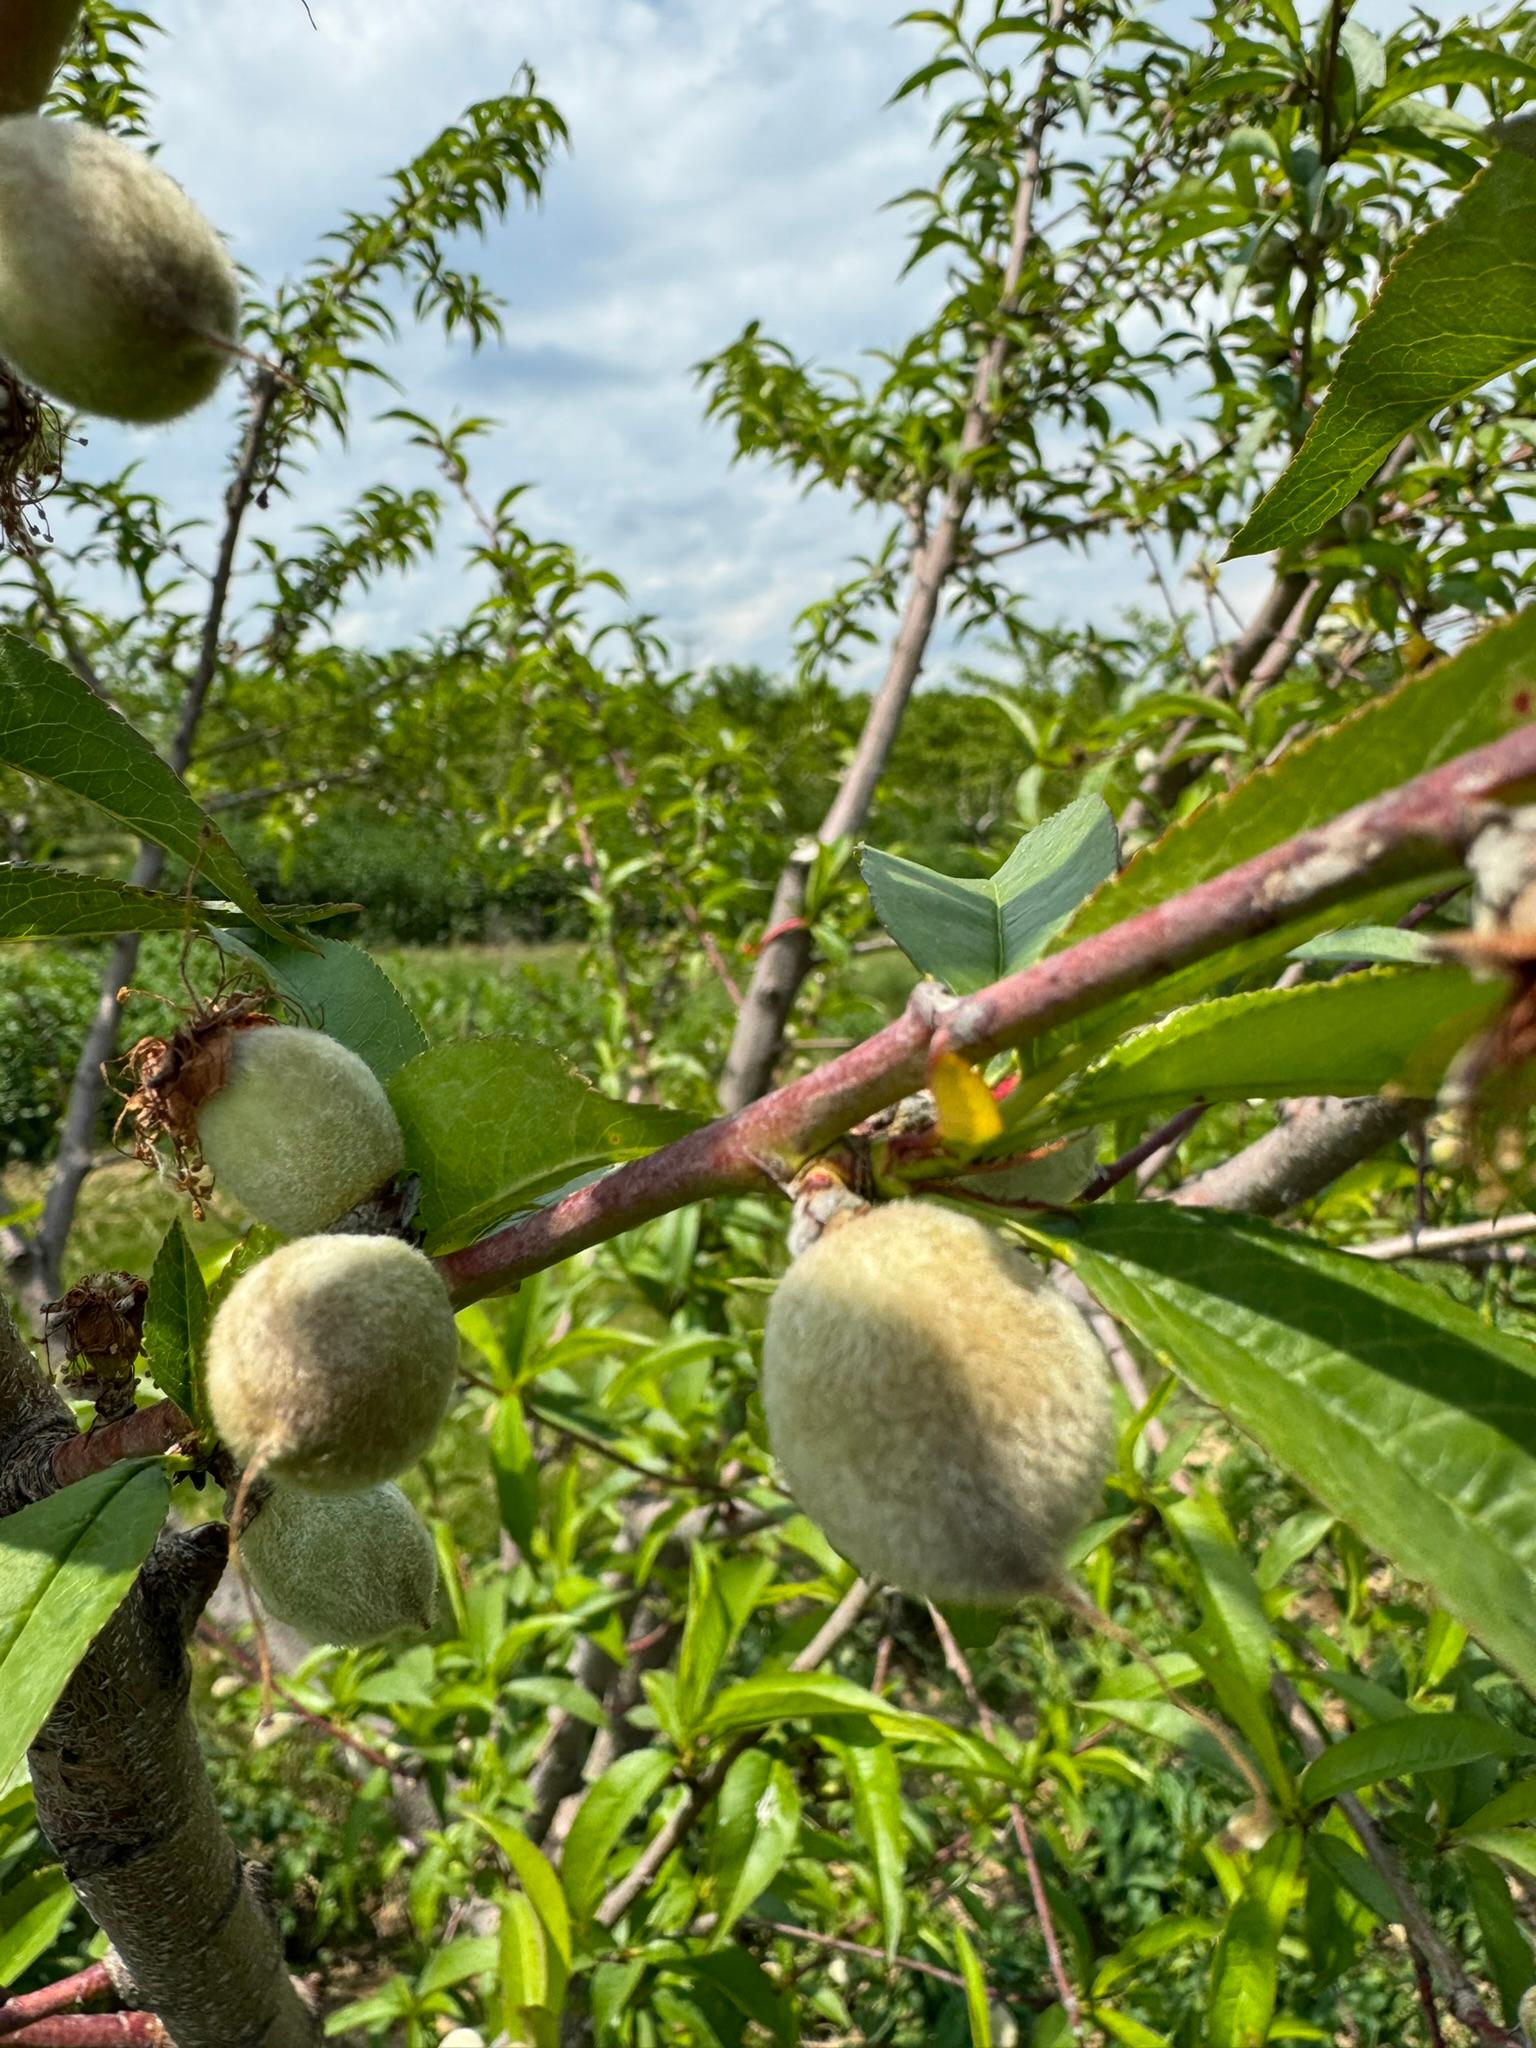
[0, 862, 223, 942]
[0, 1462, 170, 1787]
[388, 1036, 697, 1254]
[141, 1217, 210, 1424]
[1301, 1715, 1536, 1804]
[1033, 1205, 1536, 1697]
[490, 1391, 539, 1555]
[954, 1925, 993, 2047]
[220, 929, 427, 1082]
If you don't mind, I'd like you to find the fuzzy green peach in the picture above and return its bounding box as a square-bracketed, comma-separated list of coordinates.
[0, 114, 238, 421]
[196, 1026, 404, 1237]
[207, 1234, 458, 1493]
[762, 1200, 1112, 1604]
[240, 1481, 439, 1646]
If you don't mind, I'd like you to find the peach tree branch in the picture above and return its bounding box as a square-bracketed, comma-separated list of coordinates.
[440, 719, 1536, 1306]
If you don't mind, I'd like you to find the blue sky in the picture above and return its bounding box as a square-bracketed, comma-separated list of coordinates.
[56, 0, 1413, 682]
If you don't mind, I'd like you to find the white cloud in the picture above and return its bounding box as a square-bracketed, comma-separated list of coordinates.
[43, 0, 1424, 680]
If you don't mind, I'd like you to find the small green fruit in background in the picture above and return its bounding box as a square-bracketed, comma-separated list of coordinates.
[207, 1234, 459, 1493]
[239, 1482, 438, 1646]
[0, 115, 239, 422]
[196, 1025, 405, 1237]
[762, 1199, 1112, 1604]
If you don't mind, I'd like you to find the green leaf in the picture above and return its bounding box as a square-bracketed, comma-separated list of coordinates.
[0, 636, 290, 941]
[861, 795, 1118, 993]
[0, 1866, 75, 1987]
[467, 1810, 572, 1971]
[387, 1037, 697, 1254]
[827, 1722, 907, 1956]
[676, 1547, 732, 1735]
[1205, 1828, 1302, 2048]
[220, 929, 427, 1082]
[1286, 926, 1439, 966]
[954, 1925, 992, 2048]
[701, 1672, 905, 1737]
[1055, 968, 1493, 1126]
[1031, 1205, 1536, 1698]
[1463, 1846, 1536, 2022]
[415, 1934, 499, 1995]
[141, 1217, 211, 1424]
[1307, 1830, 1395, 1924]
[0, 1462, 170, 1787]
[560, 1748, 675, 1923]
[499, 1888, 555, 2043]
[1165, 1492, 1290, 1796]
[1054, 610, 1536, 1003]
[1457, 1829, 1536, 1882]
[1300, 1715, 1536, 1804]
[1230, 133, 1536, 556]
[710, 1750, 802, 1940]
[490, 1392, 539, 1555]
[0, 862, 225, 941]
[1455, 1777, 1536, 1837]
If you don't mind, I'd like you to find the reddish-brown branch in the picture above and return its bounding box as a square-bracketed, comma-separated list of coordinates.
[439, 720, 1536, 1304]
[0, 1968, 113, 2042]
[1, 2022, 168, 2046]
[50, 1402, 195, 1492]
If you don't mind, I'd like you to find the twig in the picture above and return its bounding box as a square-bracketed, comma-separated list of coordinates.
[195, 1619, 404, 1777]
[752, 1917, 966, 1991]
[440, 719, 1536, 1305]
[593, 1579, 873, 1927]
[0, 2022, 168, 2046]
[1082, 1106, 1207, 1201]
[927, 1605, 1082, 2037]
[1347, 1212, 1536, 1262]
[1272, 1677, 1517, 2045]
[0, 1969, 113, 2042]
[50, 1401, 195, 1492]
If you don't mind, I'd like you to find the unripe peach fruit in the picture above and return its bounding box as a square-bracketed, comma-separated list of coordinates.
[0, 114, 238, 421]
[762, 1200, 1112, 1604]
[240, 1481, 439, 1646]
[207, 1235, 458, 1493]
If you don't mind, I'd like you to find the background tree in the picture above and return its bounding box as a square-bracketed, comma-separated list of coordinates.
[4, 4, 1536, 2047]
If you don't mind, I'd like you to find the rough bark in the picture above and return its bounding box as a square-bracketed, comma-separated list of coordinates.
[1171, 1095, 1425, 1217]
[0, 1298, 317, 2048]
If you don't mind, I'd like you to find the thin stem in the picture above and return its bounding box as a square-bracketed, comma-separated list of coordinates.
[593, 1579, 873, 1927]
[752, 1918, 966, 1991]
[927, 1603, 1081, 2037]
